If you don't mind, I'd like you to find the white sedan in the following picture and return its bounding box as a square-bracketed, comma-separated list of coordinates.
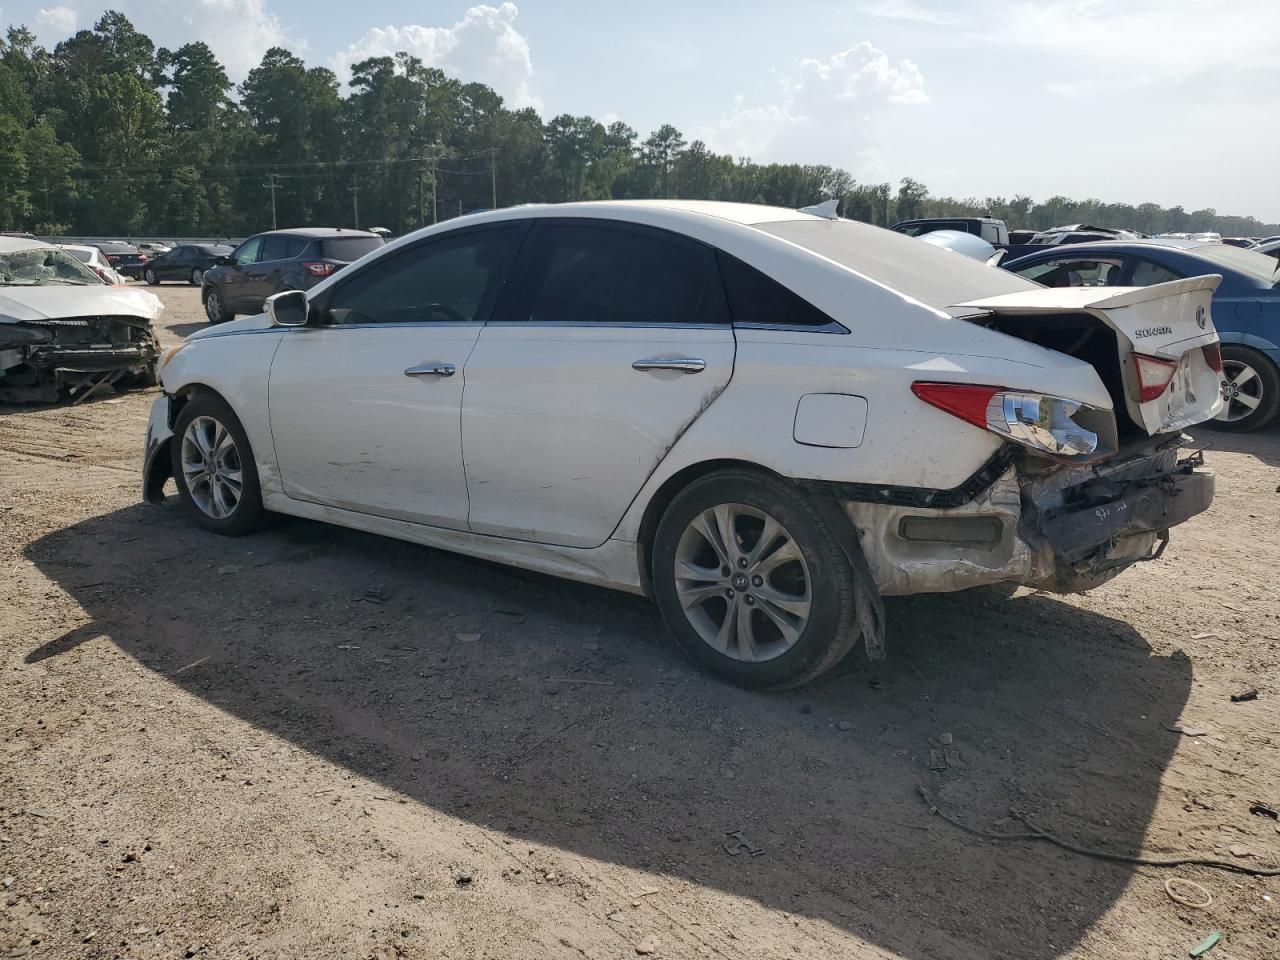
[142, 200, 1222, 688]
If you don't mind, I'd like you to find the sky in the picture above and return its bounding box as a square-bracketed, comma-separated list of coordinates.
[10, 0, 1280, 222]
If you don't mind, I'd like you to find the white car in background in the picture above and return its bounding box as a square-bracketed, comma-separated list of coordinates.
[1, 237, 163, 403]
[142, 200, 1222, 688]
[60, 243, 126, 285]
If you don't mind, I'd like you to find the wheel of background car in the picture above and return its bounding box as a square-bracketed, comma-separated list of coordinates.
[1211, 345, 1280, 432]
[144, 267, 158, 285]
[651, 468, 862, 689]
[190, 267, 203, 286]
[170, 392, 267, 536]
[203, 287, 234, 324]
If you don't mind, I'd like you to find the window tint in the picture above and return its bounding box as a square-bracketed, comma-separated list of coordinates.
[515, 222, 727, 325]
[324, 227, 519, 325]
[1130, 258, 1183, 286]
[896, 221, 967, 238]
[259, 235, 290, 261]
[319, 236, 385, 261]
[1016, 257, 1125, 288]
[233, 236, 263, 265]
[717, 252, 836, 328]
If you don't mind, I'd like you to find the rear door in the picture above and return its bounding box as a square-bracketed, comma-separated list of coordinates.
[268, 222, 525, 528]
[460, 218, 736, 547]
[159, 246, 189, 280]
[241, 234, 293, 306]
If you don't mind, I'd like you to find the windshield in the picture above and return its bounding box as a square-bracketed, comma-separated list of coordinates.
[318, 236, 385, 261]
[758, 219, 1039, 316]
[1188, 243, 1280, 285]
[0, 247, 104, 286]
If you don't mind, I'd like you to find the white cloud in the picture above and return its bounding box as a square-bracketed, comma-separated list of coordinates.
[991, 1, 1280, 95]
[24, 0, 298, 80]
[331, 3, 541, 109]
[34, 5, 77, 40]
[860, 0, 957, 25]
[692, 42, 927, 169]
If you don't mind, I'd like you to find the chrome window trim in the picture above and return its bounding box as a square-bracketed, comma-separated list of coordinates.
[734, 320, 849, 335]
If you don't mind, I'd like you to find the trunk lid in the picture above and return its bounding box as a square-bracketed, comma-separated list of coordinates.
[953, 275, 1223, 435]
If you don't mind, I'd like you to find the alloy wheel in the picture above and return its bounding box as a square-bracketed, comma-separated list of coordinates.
[205, 290, 222, 322]
[192, 268, 203, 285]
[1217, 359, 1264, 423]
[673, 503, 812, 663]
[180, 416, 244, 519]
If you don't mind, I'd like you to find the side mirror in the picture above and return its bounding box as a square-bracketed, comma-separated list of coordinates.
[215, 255, 232, 266]
[266, 290, 309, 327]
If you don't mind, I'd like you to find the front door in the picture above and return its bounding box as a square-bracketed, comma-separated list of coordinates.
[268, 223, 525, 529]
[461, 219, 736, 547]
[221, 235, 263, 310]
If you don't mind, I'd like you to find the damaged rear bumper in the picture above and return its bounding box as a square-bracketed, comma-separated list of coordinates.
[837, 440, 1214, 596]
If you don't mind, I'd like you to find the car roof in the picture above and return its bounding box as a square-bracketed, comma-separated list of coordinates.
[260, 227, 383, 239]
[0, 236, 53, 253]
[58, 244, 98, 254]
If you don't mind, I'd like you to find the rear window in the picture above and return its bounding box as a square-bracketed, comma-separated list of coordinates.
[318, 236, 385, 261]
[718, 252, 835, 328]
[758, 219, 1040, 317]
[1187, 243, 1280, 286]
[196, 244, 234, 256]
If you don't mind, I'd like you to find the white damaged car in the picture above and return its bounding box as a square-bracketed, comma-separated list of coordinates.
[142, 201, 1222, 687]
[0, 237, 163, 403]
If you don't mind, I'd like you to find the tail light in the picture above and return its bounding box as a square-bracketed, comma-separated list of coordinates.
[1132, 353, 1179, 402]
[911, 382, 1100, 459]
[106, 255, 121, 264]
[1201, 343, 1223, 373]
[137, 253, 149, 261]
[303, 261, 337, 277]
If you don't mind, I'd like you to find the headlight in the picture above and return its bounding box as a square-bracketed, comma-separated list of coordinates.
[911, 382, 1106, 461]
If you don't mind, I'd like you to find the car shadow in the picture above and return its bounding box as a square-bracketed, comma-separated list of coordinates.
[26, 503, 1193, 959]
[167, 322, 209, 339]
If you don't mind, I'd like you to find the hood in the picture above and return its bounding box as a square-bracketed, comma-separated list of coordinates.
[185, 310, 271, 342]
[0, 285, 164, 324]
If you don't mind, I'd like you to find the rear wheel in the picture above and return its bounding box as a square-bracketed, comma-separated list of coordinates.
[203, 286, 234, 324]
[1212, 345, 1280, 431]
[170, 392, 267, 535]
[144, 267, 159, 285]
[651, 469, 862, 689]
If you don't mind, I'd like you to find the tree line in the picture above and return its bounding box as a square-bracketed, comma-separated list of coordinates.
[2, 11, 1277, 239]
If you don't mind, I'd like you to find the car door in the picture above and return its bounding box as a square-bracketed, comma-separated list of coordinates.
[240, 234, 292, 307]
[460, 218, 736, 548]
[221, 236, 263, 309]
[267, 222, 526, 529]
[159, 246, 187, 280]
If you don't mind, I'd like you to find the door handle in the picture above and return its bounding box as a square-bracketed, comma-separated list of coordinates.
[632, 357, 706, 374]
[404, 363, 456, 377]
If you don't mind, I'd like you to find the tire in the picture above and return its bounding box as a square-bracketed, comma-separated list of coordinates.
[144, 267, 159, 285]
[651, 468, 863, 689]
[1210, 345, 1280, 432]
[203, 286, 234, 324]
[190, 267, 204, 286]
[170, 392, 267, 536]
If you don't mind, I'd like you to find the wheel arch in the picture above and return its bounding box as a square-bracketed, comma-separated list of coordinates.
[634, 458, 782, 596]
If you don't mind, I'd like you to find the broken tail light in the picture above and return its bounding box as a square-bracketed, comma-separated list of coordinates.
[303, 261, 337, 277]
[1132, 353, 1179, 402]
[1201, 343, 1223, 373]
[911, 382, 1100, 459]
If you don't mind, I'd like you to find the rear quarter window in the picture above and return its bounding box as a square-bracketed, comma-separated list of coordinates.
[319, 237, 385, 261]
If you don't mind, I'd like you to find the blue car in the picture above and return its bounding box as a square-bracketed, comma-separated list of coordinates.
[1004, 239, 1280, 430]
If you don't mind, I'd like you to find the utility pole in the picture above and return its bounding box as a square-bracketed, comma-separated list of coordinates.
[429, 144, 440, 225]
[263, 173, 281, 230]
[418, 164, 426, 228]
[489, 146, 497, 209]
[349, 174, 359, 228]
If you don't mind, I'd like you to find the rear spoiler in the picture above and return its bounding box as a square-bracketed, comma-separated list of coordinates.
[952, 275, 1221, 315]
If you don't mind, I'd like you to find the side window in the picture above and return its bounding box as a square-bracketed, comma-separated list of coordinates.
[1130, 258, 1183, 286]
[324, 227, 520, 326]
[259, 235, 290, 262]
[718, 252, 837, 329]
[233, 236, 263, 266]
[514, 222, 728, 324]
[1016, 257, 1125, 288]
[285, 236, 308, 258]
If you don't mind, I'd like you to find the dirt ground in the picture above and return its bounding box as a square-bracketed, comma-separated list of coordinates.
[2, 284, 1279, 960]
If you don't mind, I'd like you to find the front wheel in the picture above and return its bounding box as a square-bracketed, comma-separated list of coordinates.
[1212, 345, 1280, 432]
[170, 392, 267, 535]
[651, 469, 863, 689]
[190, 267, 204, 286]
[203, 286, 234, 324]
